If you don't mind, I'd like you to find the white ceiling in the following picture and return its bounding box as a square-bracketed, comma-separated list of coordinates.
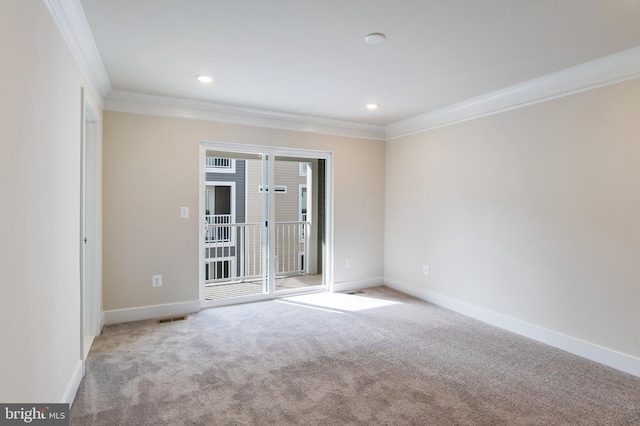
[79, 0, 639, 127]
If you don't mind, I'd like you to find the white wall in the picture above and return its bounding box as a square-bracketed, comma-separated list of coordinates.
[385, 78, 640, 361]
[102, 111, 385, 312]
[0, 0, 102, 402]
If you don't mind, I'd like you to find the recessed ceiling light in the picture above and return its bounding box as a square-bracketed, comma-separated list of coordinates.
[196, 74, 213, 83]
[364, 33, 386, 45]
[366, 103, 379, 110]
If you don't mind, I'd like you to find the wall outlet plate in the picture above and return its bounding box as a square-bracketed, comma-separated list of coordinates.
[152, 274, 162, 287]
[423, 265, 429, 276]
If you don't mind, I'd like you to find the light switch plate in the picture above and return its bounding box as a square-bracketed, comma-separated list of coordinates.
[180, 207, 189, 218]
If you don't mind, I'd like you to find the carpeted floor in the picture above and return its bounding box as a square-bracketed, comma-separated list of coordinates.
[71, 287, 640, 425]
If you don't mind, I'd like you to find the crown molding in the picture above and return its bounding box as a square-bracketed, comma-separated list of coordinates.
[43, 0, 112, 100]
[43, 0, 639, 142]
[385, 46, 640, 140]
[105, 91, 386, 140]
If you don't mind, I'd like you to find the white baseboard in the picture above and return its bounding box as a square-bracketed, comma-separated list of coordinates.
[332, 276, 384, 293]
[384, 277, 640, 378]
[104, 301, 201, 325]
[62, 360, 83, 405]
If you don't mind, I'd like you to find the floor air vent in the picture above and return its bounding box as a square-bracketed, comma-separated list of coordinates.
[157, 316, 187, 324]
[347, 290, 365, 295]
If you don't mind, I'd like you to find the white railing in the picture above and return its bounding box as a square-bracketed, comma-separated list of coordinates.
[204, 221, 310, 283]
[205, 222, 263, 282]
[205, 214, 232, 242]
[206, 157, 232, 169]
[275, 221, 309, 275]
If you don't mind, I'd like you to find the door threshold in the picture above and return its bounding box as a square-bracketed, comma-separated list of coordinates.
[200, 286, 327, 310]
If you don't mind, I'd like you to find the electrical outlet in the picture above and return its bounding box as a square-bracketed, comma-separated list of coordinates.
[152, 274, 162, 287]
[346, 258, 352, 268]
[423, 265, 429, 276]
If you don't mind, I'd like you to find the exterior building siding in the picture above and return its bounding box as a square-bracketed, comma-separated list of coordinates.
[206, 159, 246, 224]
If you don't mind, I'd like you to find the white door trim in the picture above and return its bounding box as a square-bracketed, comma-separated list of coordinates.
[199, 141, 334, 306]
[80, 89, 102, 363]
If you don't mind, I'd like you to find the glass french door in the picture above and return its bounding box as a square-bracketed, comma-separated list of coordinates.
[201, 146, 327, 304]
[272, 156, 323, 293]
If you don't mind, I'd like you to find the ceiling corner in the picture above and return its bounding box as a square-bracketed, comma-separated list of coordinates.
[384, 46, 640, 140]
[43, 0, 112, 100]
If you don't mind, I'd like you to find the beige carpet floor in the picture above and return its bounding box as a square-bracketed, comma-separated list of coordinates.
[71, 287, 640, 425]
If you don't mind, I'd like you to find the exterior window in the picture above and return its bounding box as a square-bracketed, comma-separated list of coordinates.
[299, 185, 307, 222]
[204, 183, 235, 243]
[299, 184, 307, 242]
[206, 260, 231, 280]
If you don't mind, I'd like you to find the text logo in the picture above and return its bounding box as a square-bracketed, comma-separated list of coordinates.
[1, 404, 69, 425]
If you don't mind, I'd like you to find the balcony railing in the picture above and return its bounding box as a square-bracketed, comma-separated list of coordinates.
[205, 157, 233, 170]
[204, 219, 310, 283]
[205, 214, 232, 243]
[274, 221, 308, 275]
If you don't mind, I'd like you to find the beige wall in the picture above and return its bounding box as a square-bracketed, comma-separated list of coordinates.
[385, 78, 640, 358]
[102, 111, 385, 310]
[0, 1, 103, 402]
[3, 0, 637, 404]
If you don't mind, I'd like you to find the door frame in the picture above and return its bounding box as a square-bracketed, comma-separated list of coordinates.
[80, 89, 103, 364]
[205, 181, 237, 238]
[204, 181, 237, 279]
[198, 141, 334, 308]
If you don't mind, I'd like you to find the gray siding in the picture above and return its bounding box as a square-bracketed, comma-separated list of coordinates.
[206, 159, 246, 223]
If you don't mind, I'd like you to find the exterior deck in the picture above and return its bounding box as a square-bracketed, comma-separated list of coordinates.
[205, 274, 323, 300]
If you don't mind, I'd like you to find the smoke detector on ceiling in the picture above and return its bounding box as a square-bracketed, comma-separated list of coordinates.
[364, 33, 386, 44]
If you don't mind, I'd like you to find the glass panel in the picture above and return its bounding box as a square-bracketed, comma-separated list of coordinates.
[274, 158, 323, 292]
[202, 150, 325, 301]
[203, 153, 267, 301]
